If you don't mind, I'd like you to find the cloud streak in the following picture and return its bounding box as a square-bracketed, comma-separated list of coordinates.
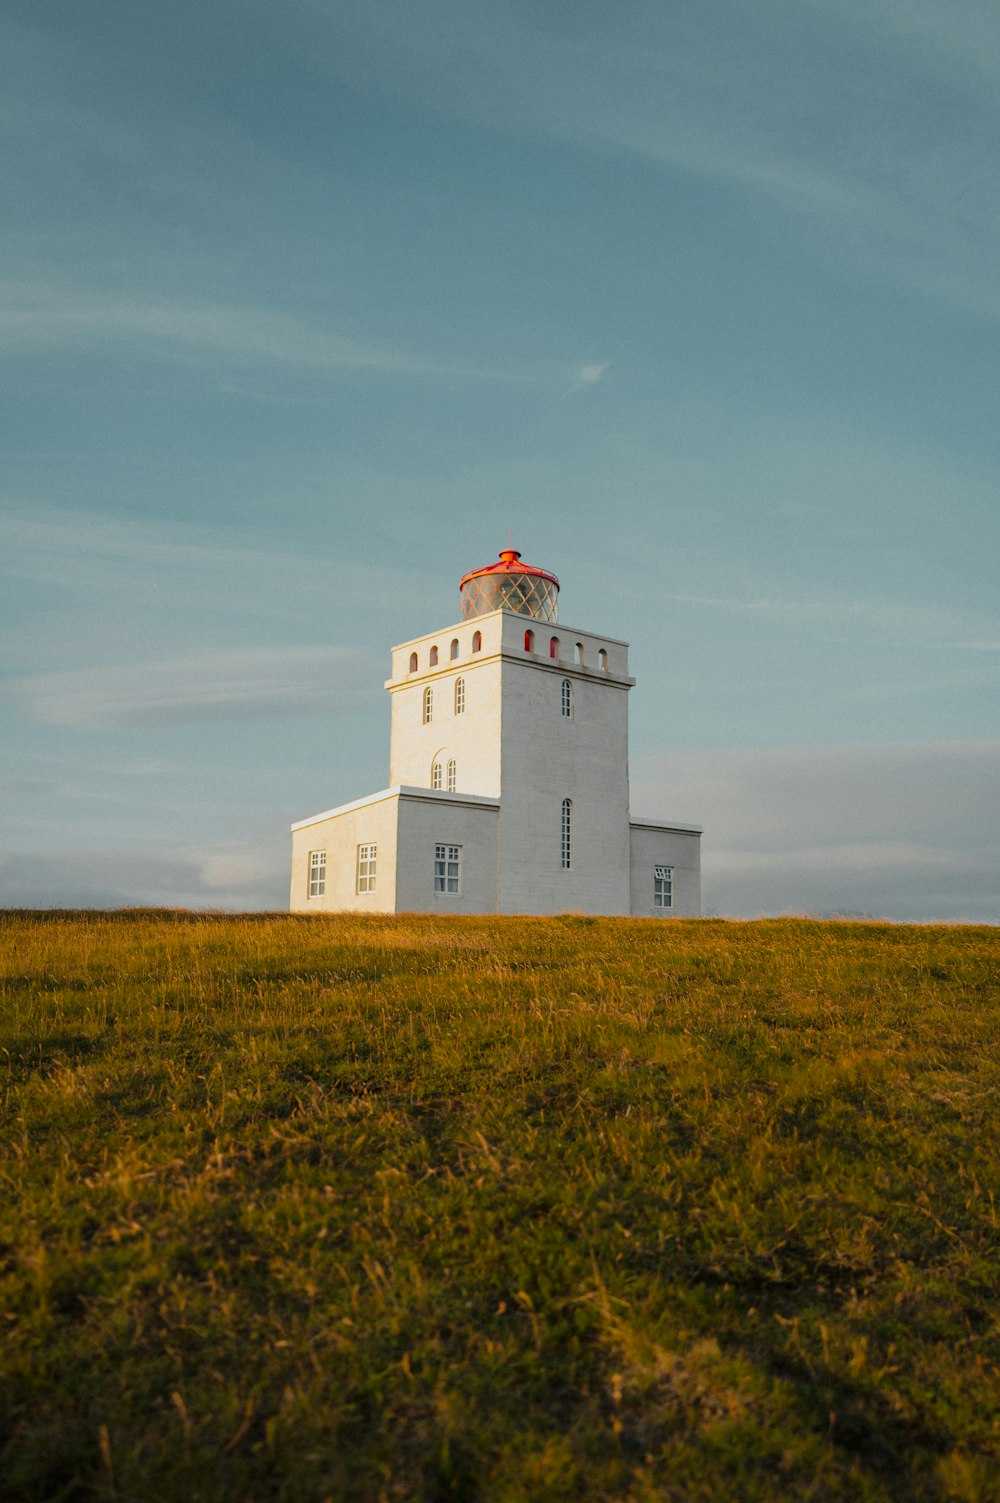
[567, 361, 611, 393]
[15, 646, 377, 729]
[0, 283, 495, 380]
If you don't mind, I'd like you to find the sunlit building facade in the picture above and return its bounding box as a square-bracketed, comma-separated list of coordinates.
[290, 548, 701, 915]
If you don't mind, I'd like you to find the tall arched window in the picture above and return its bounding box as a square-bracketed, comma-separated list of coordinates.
[409, 652, 418, 673]
[472, 631, 482, 653]
[598, 648, 608, 672]
[549, 636, 559, 659]
[524, 628, 534, 652]
[446, 759, 456, 792]
[454, 677, 465, 715]
[423, 686, 433, 723]
[429, 645, 439, 667]
[561, 799, 572, 869]
[575, 642, 584, 666]
[450, 639, 460, 661]
[561, 679, 572, 717]
[431, 760, 443, 790]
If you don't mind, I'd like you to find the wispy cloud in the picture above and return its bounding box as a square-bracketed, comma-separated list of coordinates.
[0, 283, 495, 380]
[15, 646, 377, 729]
[297, 0, 1000, 320]
[567, 361, 611, 393]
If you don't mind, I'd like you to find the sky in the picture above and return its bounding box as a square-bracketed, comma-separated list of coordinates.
[2, 0, 998, 921]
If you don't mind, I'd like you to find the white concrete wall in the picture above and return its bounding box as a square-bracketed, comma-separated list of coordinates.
[497, 649, 633, 915]
[629, 824, 702, 917]
[387, 613, 505, 796]
[394, 792, 499, 914]
[290, 791, 399, 913]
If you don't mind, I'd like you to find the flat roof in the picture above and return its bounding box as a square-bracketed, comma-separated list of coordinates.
[629, 816, 703, 835]
[291, 785, 501, 831]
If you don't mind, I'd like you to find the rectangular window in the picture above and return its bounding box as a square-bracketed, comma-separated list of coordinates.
[356, 843, 377, 894]
[654, 865, 673, 910]
[308, 849, 326, 898]
[434, 843, 461, 894]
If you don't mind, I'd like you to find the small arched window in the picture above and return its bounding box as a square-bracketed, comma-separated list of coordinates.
[524, 628, 534, 652]
[575, 642, 584, 666]
[446, 759, 456, 793]
[561, 799, 572, 869]
[423, 686, 433, 724]
[454, 677, 465, 715]
[561, 679, 572, 718]
[429, 645, 439, 667]
[549, 636, 559, 659]
[431, 760, 443, 790]
[598, 648, 608, 672]
[472, 630, 482, 653]
[450, 639, 459, 661]
[409, 652, 418, 673]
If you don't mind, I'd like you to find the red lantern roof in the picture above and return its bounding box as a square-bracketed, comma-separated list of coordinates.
[459, 549, 559, 592]
[459, 549, 560, 623]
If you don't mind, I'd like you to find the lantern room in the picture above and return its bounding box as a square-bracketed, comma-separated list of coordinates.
[459, 548, 560, 623]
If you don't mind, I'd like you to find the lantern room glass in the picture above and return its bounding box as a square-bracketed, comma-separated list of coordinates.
[460, 569, 558, 623]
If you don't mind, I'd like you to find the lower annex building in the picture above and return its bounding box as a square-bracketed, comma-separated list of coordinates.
[290, 547, 701, 916]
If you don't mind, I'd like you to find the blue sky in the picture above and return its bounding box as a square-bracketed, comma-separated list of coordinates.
[2, 0, 998, 919]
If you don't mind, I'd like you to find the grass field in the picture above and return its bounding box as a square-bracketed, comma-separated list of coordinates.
[1, 910, 999, 1502]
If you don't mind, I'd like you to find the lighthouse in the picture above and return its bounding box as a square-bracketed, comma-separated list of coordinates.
[290, 548, 701, 915]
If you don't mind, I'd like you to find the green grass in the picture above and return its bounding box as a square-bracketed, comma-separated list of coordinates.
[1, 911, 999, 1501]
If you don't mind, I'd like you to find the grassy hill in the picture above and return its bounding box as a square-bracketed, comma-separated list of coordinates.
[1, 910, 998, 1501]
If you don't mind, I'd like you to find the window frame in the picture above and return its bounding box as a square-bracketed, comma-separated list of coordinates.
[446, 758, 456, 792]
[454, 677, 465, 715]
[308, 849, 326, 898]
[561, 679, 573, 718]
[431, 760, 443, 790]
[356, 843, 377, 894]
[422, 685, 433, 723]
[653, 865, 673, 912]
[561, 798, 572, 869]
[434, 843, 462, 895]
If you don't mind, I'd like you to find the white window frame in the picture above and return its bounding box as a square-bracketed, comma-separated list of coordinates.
[356, 843, 377, 894]
[654, 865, 673, 911]
[454, 677, 465, 715]
[308, 849, 326, 898]
[446, 759, 456, 792]
[434, 843, 461, 894]
[422, 686, 433, 724]
[561, 679, 572, 718]
[431, 760, 443, 790]
[561, 799, 572, 869]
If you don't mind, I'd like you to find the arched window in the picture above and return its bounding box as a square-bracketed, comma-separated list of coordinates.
[524, 628, 534, 652]
[409, 652, 418, 673]
[561, 799, 572, 869]
[472, 630, 482, 653]
[423, 686, 433, 724]
[598, 648, 608, 672]
[454, 677, 465, 715]
[431, 760, 443, 790]
[429, 645, 439, 667]
[549, 636, 559, 659]
[450, 639, 459, 661]
[446, 759, 456, 793]
[561, 679, 572, 717]
[575, 642, 584, 666]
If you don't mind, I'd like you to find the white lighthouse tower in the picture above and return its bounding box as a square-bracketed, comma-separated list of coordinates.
[290, 547, 701, 916]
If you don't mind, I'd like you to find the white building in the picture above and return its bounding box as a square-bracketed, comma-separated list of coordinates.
[290, 548, 701, 916]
